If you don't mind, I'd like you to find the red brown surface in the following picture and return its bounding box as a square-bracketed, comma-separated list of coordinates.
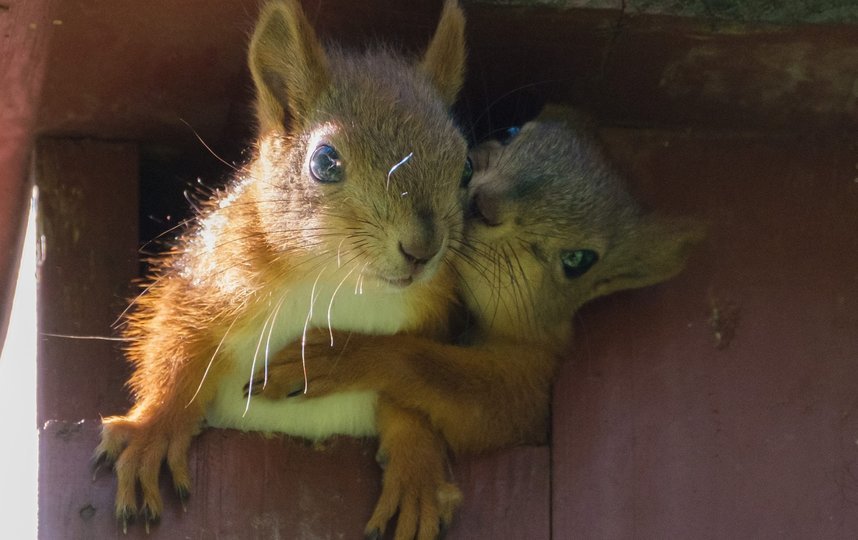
[0, 0, 56, 348]
[40, 420, 548, 539]
[553, 129, 858, 537]
[35, 139, 140, 425]
[15, 0, 858, 539]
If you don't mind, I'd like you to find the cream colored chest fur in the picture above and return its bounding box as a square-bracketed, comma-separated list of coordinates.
[205, 275, 416, 439]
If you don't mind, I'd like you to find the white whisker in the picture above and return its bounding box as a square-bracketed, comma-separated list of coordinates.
[187, 307, 243, 407]
[386, 152, 414, 192]
[263, 293, 289, 389]
[243, 302, 280, 416]
[327, 264, 359, 346]
[355, 261, 369, 295]
[336, 237, 348, 268]
[301, 266, 328, 394]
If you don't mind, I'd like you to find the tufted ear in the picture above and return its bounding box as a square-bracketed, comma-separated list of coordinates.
[248, 0, 330, 132]
[588, 215, 706, 301]
[419, 0, 467, 108]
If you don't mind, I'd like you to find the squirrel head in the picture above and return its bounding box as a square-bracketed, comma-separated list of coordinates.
[461, 106, 705, 344]
[243, 0, 469, 289]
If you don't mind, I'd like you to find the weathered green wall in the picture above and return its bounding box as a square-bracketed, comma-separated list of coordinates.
[467, 0, 858, 24]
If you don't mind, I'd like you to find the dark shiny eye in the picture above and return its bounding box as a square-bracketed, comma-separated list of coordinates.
[499, 126, 521, 145]
[561, 249, 598, 278]
[460, 157, 474, 187]
[309, 145, 344, 183]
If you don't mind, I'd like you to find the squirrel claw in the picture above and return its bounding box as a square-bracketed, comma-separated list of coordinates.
[176, 486, 190, 512]
[91, 450, 114, 478]
[374, 448, 389, 470]
[117, 506, 135, 535]
[141, 505, 159, 534]
[364, 528, 382, 540]
[243, 377, 267, 398]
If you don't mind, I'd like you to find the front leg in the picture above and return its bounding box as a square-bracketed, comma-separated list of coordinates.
[95, 400, 204, 531]
[366, 399, 461, 540]
[250, 329, 558, 455]
[245, 329, 368, 399]
[95, 339, 221, 532]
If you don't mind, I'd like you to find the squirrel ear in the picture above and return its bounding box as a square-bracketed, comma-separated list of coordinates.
[248, 0, 330, 132]
[590, 215, 706, 299]
[420, 0, 467, 108]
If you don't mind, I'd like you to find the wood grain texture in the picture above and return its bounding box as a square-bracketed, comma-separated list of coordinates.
[40, 421, 381, 539]
[40, 419, 548, 539]
[552, 129, 858, 538]
[0, 0, 57, 349]
[36, 0, 445, 154]
[461, 6, 858, 133]
[35, 139, 140, 424]
[450, 446, 550, 539]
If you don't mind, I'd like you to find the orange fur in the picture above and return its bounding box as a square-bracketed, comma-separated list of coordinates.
[96, 0, 470, 531]
[257, 106, 706, 538]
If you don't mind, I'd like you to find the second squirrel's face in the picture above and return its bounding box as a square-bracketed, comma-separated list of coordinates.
[458, 120, 639, 341]
[253, 53, 469, 291]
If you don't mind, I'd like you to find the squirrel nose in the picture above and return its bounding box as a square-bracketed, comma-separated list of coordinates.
[469, 188, 503, 227]
[398, 239, 440, 272]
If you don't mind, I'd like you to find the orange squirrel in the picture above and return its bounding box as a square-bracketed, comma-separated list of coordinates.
[253, 105, 706, 538]
[95, 0, 471, 531]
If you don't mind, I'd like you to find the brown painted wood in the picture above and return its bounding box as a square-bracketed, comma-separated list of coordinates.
[450, 446, 551, 539]
[36, 0, 445, 155]
[40, 421, 382, 539]
[33, 3, 858, 160]
[40, 419, 547, 539]
[552, 129, 858, 538]
[35, 138, 140, 424]
[0, 0, 57, 349]
[29, 2, 858, 539]
[462, 6, 858, 133]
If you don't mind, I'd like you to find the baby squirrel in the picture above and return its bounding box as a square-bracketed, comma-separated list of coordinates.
[255, 105, 705, 539]
[95, 0, 470, 531]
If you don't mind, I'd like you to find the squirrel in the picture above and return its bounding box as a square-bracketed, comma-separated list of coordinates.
[252, 105, 706, 539]
[95, 0, 471, 531]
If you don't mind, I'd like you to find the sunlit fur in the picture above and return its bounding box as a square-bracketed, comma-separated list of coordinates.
[257, 105, 705, 538]
[96, 0, 469, 526]
[458, 111, 703, 349]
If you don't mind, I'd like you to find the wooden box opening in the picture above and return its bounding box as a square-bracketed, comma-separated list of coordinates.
[1, 1, 855, 538]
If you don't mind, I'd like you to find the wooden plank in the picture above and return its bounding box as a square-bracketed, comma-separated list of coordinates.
[451, 447, 551, 539]
[462, 6, 858, 133]
[0, 0, 57, 348]
[33, 2, 858, 157]
[39, 421, 381, 539]
[40, 418, 547, 539]
[551, 130, 858, 538]
[35, 138, 140, 424]
[36, 0, 444, 153]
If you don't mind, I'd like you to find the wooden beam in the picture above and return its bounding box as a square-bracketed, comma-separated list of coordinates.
[35, 138, 140, 424]
[0, 0, 57, 349]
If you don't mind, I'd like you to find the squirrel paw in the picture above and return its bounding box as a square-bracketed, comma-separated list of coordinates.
[95, 414, 197, 531]
[243, 360, 338, 400]
[243, 328, 351, 400]
[364, 456, 462, 540]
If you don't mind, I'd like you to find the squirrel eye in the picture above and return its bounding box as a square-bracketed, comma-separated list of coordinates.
[499, 126, 521, 145]
[309, 145, 344, 183]
[461, 157, 474, 187]
[561, 249, 598, 279]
